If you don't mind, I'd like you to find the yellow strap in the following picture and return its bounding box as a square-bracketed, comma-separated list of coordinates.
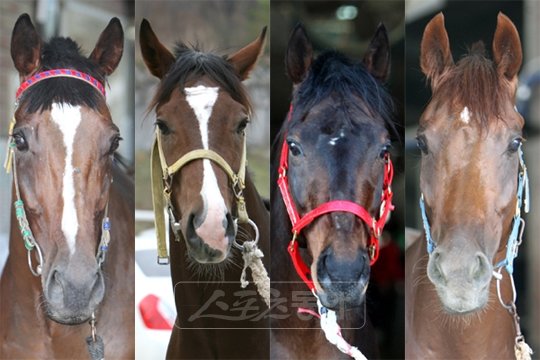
[167, 149, 236, 179]
[151, 137, 169, 261]
[3, 116, 16, 173]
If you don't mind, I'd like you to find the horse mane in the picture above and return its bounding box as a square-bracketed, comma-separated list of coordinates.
[19, 37, 105, 113]
[148, 43, 252, 113]
[291, 50, 396, 134]
[436, 42, 510, 127]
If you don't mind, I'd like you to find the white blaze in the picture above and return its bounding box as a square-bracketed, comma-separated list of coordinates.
[184, 86, 228, 251]
[460, 106, 470, 124]
[51, 103, 82, 255]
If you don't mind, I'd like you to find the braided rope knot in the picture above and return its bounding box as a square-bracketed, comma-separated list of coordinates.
[240, 240, 270, 307]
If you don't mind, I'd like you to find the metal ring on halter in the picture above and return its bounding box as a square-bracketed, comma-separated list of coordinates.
[233, 218, 260, 251]
[27, 242, 44, 277]
[495, 266, 517, 310]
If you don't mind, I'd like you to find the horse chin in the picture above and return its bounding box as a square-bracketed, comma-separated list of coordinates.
[45, 307, 93, 325]
[434, 282, 490, 315]
[316, 284, 368, 310]
[186, 238, 233, 264]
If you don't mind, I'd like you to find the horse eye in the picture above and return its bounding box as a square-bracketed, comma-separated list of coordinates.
[109, 135, 122, 154]
[508, 137, 522, 153]
[416, 135, 428, 154]
[155, 119, 171, 135]
[380, 143, 391, 159]
[287, 139, 303, 157]
[12, 132, 28, 152]
[237, 118, 249, 134]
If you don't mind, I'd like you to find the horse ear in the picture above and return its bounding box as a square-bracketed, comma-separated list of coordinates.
[363, 23, 390, 82]
[228, 26, 267, 80]
[286, 23, 313, 84]
[492, 12, 522, 81]
[11, 14, 41, 80]
[89, 18, 124, 76]
[420, 12, 454, 88]
[139, 19, 175, 79]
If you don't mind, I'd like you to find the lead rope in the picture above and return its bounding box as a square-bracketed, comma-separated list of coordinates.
[296, 290, 367, 360]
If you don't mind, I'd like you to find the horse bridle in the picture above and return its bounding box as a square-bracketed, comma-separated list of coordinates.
[4, 69, 111, 276]
[3, 68, 112, 360]
[150, 111, 270, 306]
[278, 105, 395, 289]
[418, 144, 531, 356]
[277, 104, 395, 360]
[150, 120, 258, 264]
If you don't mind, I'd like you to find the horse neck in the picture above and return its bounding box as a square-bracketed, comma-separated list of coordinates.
[406, 235, 515, 356]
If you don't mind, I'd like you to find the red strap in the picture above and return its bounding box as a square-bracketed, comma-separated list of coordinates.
[288, 239, 315, 290]
[292, 200, 375, 234]
[16, 69, 106, 100]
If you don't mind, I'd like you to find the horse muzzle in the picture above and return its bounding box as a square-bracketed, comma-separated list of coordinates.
[43, 264, 105, 325]
[316, 246, 370, 309]
[427, 247, 492, 314]
[183, 211, 236, 263]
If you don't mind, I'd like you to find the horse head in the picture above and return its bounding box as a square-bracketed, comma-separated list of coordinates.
[140, 20, 266, 264]
[9, 14, 123, 324]
[282, 24, 394, 309]
[418, 13, 523, 314]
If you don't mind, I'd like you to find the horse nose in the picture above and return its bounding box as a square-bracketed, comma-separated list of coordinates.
[317, 246, 369, 289]
[428, 249, 491, 286]
[46, 266, 105, 316]
[185, 211, 234, 263]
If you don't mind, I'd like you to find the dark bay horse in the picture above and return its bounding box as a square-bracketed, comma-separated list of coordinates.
[139, 20, 270, 359]
[406, 13, 532, 359]
[0, 14, 134, 359]
[271, 24, 395, 359]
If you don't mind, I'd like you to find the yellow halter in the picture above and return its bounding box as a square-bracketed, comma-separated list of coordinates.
[151, 130, 249, 263]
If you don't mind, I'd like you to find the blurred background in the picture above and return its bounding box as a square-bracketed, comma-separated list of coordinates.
[270, 2, 405, 358]
[0, 0, 133, 287]
[134, 0, 269, 357]
[405, 0, 540, 351]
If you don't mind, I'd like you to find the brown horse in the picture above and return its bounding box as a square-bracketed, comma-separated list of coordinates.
[270, 24, 395, 359]
[0, 14, 134, 359]
[406, 13, 531, 359]
[139, 20, 270, 359]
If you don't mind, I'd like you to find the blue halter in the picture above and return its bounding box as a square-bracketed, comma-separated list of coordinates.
[419, 146, 529, 275]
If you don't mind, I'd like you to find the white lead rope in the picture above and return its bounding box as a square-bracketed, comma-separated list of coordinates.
[312, 290, 367, 360]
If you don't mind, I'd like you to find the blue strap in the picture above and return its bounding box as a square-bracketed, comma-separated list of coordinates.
[419, 194, 435, 254]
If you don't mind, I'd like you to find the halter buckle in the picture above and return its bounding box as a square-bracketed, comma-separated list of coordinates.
[289, 231, 298, 252]
[157, 256, 170, 265]
[368, 244, 376, 261]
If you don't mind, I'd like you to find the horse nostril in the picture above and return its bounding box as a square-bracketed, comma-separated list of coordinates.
[471, 253, 490, 282]
[225, 212, 235, 238]
[429, 251, 446, 285]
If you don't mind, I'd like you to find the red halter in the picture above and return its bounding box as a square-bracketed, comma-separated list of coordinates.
[277, 105, 394, 290]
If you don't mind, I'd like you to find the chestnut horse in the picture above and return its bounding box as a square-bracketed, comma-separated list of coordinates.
[0, 14, 134, 359]
[271, 24, 395, 359]
[406, 13, 532, 359]
[139, 20, 270, 359]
